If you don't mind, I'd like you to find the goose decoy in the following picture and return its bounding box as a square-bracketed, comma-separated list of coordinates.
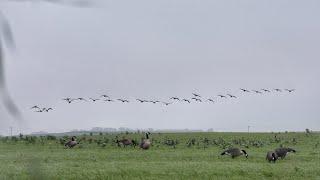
[221, 148, 248, 158]
[240, 88, 250, 92]
[266, 151, 278, 163]
[192, 93, 201, 97]
[182, 99, 191, 103]
[140, 132, 151, 150]
[89, 98, 100, 102]
[274, 89, 282, 92]
[65, 136, 78, 148]
[227, 94, 237, 98]
[191, 97, 202, 102]
[274, 147, 296, 159]
[261, 89, 270, 92]
[285, 89, 295, 93]
[218, 95, 227, 98]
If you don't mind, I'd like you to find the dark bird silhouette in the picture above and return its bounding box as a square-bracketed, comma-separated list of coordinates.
[62, 98, 76, 103]
[44, 108, 53, 112]
[274, 147, 296, 159]
[100, 95, 109, 98]
[89, 98, 100, 102]
[274, 89, 282, 92]
[266, 151, 278, 163]
[261, 89, 270, 92]
[104, 99, 114, 102]
[140, 132, 151, 150]
[240, 88, 250, 92]
[162, 102, 172, 106]
[227, 94, 237, 98]
[77, 98, 88, 101]
[136, 99, 146, 103]
[31, 106, 40, 109]
[221, 148, 248, 159]
[150, 100, 160, 104]
[192, 93, 201, 98]
[285, 89, 295, 93]
[191, 97, 202, 102]
[117, 99, 129, 103]
[252, 90, 262, 94]
[218, 95, 227, 98]
[170, 97, 180, 101]
[207, 99, 215, 103]
[182, 99, 191, 103]
[65, 136, 78, 148]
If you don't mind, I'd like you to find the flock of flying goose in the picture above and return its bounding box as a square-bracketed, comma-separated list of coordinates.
[64, 133, 296, 163]
[30, 88, 295, 112]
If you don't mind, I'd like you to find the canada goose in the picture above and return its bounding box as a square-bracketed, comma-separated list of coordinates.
[182, 99, 191, 103]
[217, 95, 227, 98]
[240, 88, 250, 92]
[117, 99, 129, 103]
[116, 137, 134, 147]
[104, 99, 114, 102]
[150, 100, 160, 104]
[162, 102, 172, 106]
[207, 99, 215, 103]
[140, 132, 151, 150]
[44, 108, 53, 112]
[77, 98, 88, 101]
[227, 94, 237, 98]
[31, 106, 40, 109]
[266, 151, 278, 163]
[274, 89, 282, 92]
[136, 99, 146, 103]
[221, 148, 248, 158]
[170, 97, 180, 101]
[191, 97, 202, 102]
[192, 93, 201, 97]
[261, 89, 270, 92]
[285, 89, 295, 93]
[65, 136, 77, 148]
[101, 95, 109, 98]
[274, 147, 296, 159]
[89, 98, 100, 102]
[252, 90, 262, 94]
[62, 98, 75, 103]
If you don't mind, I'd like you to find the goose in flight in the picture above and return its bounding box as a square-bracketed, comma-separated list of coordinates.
[170, 97, 180, 101]
[285, 89, 295, 93]
[62, 98, 75, 103]
[117, 99, 129, 103]
[100, 95, 109, 98]
[261, 89, 270, 92]
[31, 106, 40, 109]
[274, 89, 282, 92]
[136, 99, 147, 103]
[192, 93, 201, 98]
[191, 97, 202, 102]
[162, 102, 172, 106]
[240, 88, 250, 92]
[227, 94, 237, 98]
[182, 99, 191, 103]
[207, 99, 215, 103]
[252, 90, 262, 94]
[89, 98, 100, 102]
[218, 95, 227, 98]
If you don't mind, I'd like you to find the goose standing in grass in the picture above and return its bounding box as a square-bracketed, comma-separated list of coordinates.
[221, 148, 248, 158]
[266, 151, 278, 163]
[274, 147, 296, 159]
[65, 136, 78, 148]
[140, 132, 151, 150]
[116, 137, 134, 148]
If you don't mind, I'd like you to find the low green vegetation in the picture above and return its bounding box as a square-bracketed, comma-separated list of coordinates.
[0, 132, 319, 179]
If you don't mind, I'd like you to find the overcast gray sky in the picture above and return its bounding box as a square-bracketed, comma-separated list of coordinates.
[0, 0, 319, 135]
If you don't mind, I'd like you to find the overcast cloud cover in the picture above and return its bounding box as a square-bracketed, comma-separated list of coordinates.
[0, 0, 319, 135]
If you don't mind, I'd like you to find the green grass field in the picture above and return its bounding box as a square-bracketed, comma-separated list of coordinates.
[0, 132, 319, 179]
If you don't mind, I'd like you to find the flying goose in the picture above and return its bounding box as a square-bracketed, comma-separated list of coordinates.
[192, 93, 201, 97]
[207, 99, 215, 103]
[170, 97, 180, 101]
[162, 102, 172, 106]
[182, 99, 191, 103]
[252, 90, 262, 94]
[191, 97, 202, 102]
[227, 94, 237, 98]
[89, 98, 100, 102]
[62, 98, 75, 104]
[221, 148, 248, 158]
[274, 89, 282, 92]
[117, 99, 129, 103]
[31, 106, 40, 109]
[217, 95, 227, 98]
[101, 95, 110, 98]
[240, 88, 250, 92]
[136, 99, 146, 103]
[285, 89, 295, 93]
[261, 89, 270, 92]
